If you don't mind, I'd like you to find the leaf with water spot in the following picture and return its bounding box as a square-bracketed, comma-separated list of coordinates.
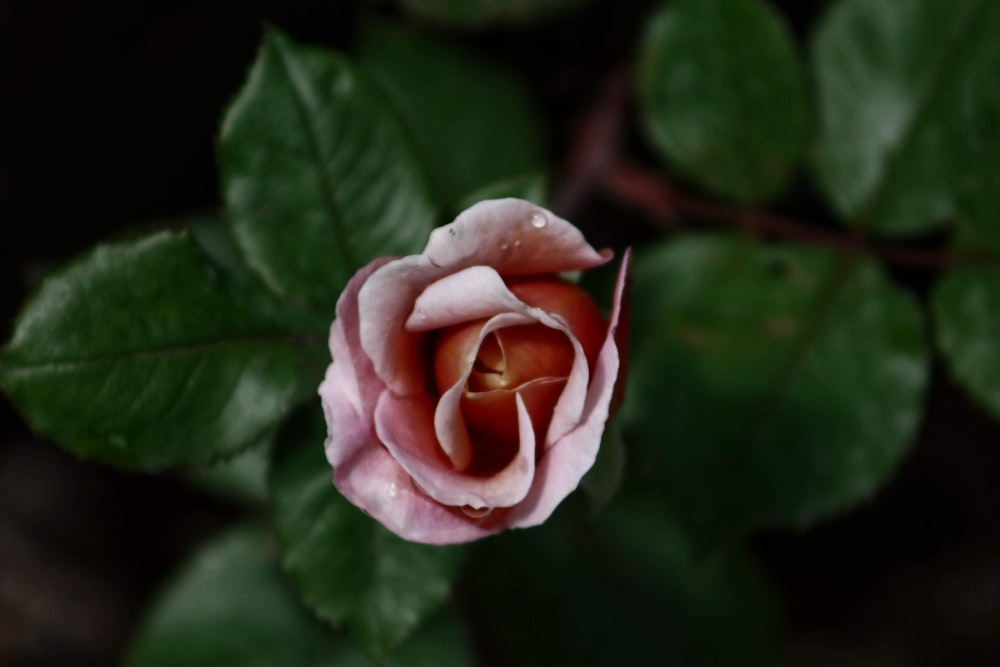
[622, 234, 928, 546]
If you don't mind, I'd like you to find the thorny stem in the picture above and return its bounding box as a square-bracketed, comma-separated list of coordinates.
[557, 73, 998, 271]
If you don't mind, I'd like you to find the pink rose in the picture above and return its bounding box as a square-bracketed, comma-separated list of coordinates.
[318, 199, 629, 544]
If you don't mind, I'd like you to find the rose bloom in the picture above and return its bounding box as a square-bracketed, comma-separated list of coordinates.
[318, 199, 629, 544]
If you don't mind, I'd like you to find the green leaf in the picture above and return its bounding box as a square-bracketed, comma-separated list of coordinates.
[958, 141, 1000, 250]
[268, 405, 466, 660]
[127, 525, 475, 667]
[392, 0, 593, 27]
[637, 0, 807, 202]
[580, 420, 625, 514]
[315, 606, 477, 667]
[127, 527, 331, 667]
[220, 28, 438, 314]
[357, 21, 545, 216]
[812, 0, 1000, 235]
[622, 234, 928, 545]
[932, 254, 1000, 422]
[183, 440, 271, 505]
[931, 142, 1000, 419]
[0, 231, 326, 469]
[471, 493, 781, 666]
[455, 172, 549, 212]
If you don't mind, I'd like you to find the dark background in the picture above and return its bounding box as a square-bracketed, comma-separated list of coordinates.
[2, 1, 1000, 665]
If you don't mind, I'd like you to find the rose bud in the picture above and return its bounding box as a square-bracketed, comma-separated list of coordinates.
[318, 198, 630, 544]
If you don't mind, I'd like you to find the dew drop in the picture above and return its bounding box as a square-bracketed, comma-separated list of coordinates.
[462, 505, 493, 519]
[530, 212, 548, 228]
[500, 242, 510, 251]
[386, 482, 400, 499]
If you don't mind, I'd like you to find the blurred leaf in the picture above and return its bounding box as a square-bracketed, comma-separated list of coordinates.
[812, 0, 1000, 235]
[316, 606, 477, 667]
[471, 493, 781, 666]
[957, 141, 1000, 250]
[623, 234, 927, 546]
[455, 172, 549, 211]
[933, 263, 1000, 422]
[0, 231, 326, 469]
[127, 527, 330, 667]
[932, 161, 1000, 421]
[392, 0, 593, 27]
[637, 0, 807, 202]
[220, 28, 437, 315]
[183, 440, 271, 505]
[128, 524, 476, 667]
[268, 405, 466, 660]
[358, 21, 545, 216]
[580, 420, 625, 513]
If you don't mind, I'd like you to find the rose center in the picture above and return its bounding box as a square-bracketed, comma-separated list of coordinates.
[430, 276, 607, 476]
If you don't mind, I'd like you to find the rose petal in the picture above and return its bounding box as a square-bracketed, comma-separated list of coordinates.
[434, 312, 537, 469]
[333, 433, 508, 544]
[405, 266, 526, 331]
[462, 377, 567, 455]
[507, 248, 631, 528]
[375, 391, 537, 509]
[322, 339, 504, 544]
[424, 199, 611, 276]
[359, 199, 611, 395]
[358, 254, 438, 395]
[319, 256, 394, 444]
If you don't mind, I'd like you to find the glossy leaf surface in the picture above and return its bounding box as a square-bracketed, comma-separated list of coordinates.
[220, 29, 437, 313]
[0, 231, 324, 469]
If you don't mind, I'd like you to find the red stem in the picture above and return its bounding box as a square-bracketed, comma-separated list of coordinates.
[558, 73, 997, 271]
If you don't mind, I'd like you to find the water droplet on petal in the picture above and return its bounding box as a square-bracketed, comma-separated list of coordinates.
[500, 242, 510, 251]
[530, 212, 547, 228]
[386, 482, 400, 499]
[462, 505, 492, 519]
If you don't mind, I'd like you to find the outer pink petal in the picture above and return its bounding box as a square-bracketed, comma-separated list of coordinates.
[506, 248, 631, 528]
[359, 199, 611, 395]
[423, 198, 611, 276]
[320, 258, 505, 544]
[319, 256, 394, 457]
[324, 357, 507, 544]
[375, 391, 537, 509]
[333, 434, 507, 544]
[357, 255, 438, 396]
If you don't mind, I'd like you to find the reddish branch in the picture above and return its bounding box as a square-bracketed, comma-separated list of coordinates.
[557, 73, 994, 271]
